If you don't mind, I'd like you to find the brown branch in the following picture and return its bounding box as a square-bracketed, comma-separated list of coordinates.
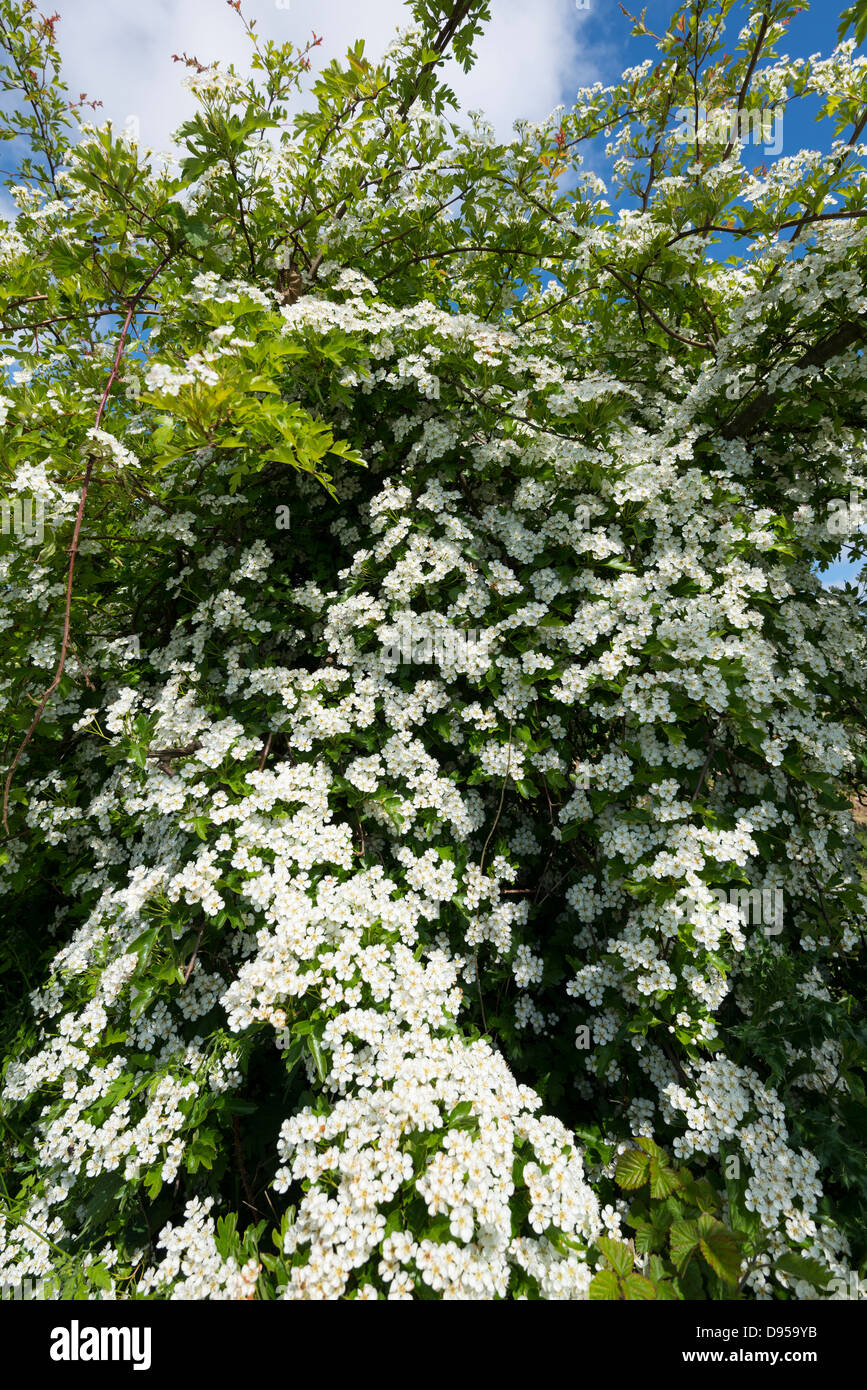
[780, 102, 867, 256]
[396, 0, 475, 119]
[145, 742, 202, 760]
[535, 863, 582, 912]
[691, 741, 717, 801]
[660, 1033, 691, 1088]
[2, 257, 171, 833]
[225, 148, 257, 277]
[376, 238, 557, 286]
[294, 4, 476, 290]
[475, 720, 514, 1037]
[720, 314, 867, 440]
[596, 257, 714, 351]
[182, 923, 206, 985]
[660, 209, 867, 254]
[479, 721, 514, 877]
[0, 305, 161, 334]
[257, 731, 272, 771]
[720, 15, 770, 164]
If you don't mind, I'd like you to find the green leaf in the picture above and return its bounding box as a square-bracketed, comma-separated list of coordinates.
[669, 1218, 700, 1274]
[774, 1253, 833, 1289]
[616, 1148, 650, 1189]
[143, 1168, 163, 1201]
[307, 1036, 328, 1082]
[621, 1272, 656, 1300]
[635, 1136, 665, 1160]
[88, 1263, 112, 1290]
[448, 1100, 473, 1123]
[598, 1236, 633, 1278]
[588, 1269, 621, 1300]
[654, 1279, 680, 1301]
[649, 1155, 681, 1200]
[680, 1177, 720, 1213]
[696, 1213, 741, 1286]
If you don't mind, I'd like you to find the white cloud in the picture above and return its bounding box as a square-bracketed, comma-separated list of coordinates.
[47, 0, 607, 153]
[441, 0, 601, 136]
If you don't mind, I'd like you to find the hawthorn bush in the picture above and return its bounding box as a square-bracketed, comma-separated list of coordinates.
[1, 0, 867, 1300]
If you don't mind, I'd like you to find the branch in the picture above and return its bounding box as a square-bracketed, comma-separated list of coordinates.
[720, 16, 771, 164]
[145, 742, 202, 761]
[596, 257, 714, 352]
[691, 741, 717, 801]
[2, 258, 170, 833]
[476, 719, 514, 1037]
[480, 721, 513, 876]
[720, 314, 867, 440]
[182, 923, 206, 985]
[257, 732, 272, 771]
[396, 0, 476, 119]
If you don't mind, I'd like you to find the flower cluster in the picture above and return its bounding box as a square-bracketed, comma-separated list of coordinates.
[1, 0, 866, 1305]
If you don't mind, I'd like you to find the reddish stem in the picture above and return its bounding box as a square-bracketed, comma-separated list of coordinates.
[2, 256, 168, 832]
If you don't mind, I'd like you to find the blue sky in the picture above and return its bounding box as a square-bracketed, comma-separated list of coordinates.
[597, 3, 864, 591]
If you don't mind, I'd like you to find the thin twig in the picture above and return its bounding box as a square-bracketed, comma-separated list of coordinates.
[691, 741, 717, 802]
[719, 16, 771, 165]
[2, 315, 131, 831]
[145, 743, 202, 760]
[257, 732, 272, 772]
[182, 923, 206, 985]
[2, 256, 170, 833]
[534, 865, 579, 912]
[479, 721, 514, 877]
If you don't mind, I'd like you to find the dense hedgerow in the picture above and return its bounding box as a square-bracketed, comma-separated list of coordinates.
[1, 0, 867, 1300]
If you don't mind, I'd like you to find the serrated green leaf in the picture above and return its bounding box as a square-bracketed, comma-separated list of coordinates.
[696, 1212, 741, 1286]
[669, 1217, 700, 1273]
[621, 1271, 656, 1300]
[616, 1148, 650, 1189]
[774, 1252, 833, 1289]
[598, 1236, 633, 1278]
[649, 1156, 681, 1200]
[588, 1269, 621, 1300]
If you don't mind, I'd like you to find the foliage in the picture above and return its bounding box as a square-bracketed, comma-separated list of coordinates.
[0, 0, 866, 1300]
